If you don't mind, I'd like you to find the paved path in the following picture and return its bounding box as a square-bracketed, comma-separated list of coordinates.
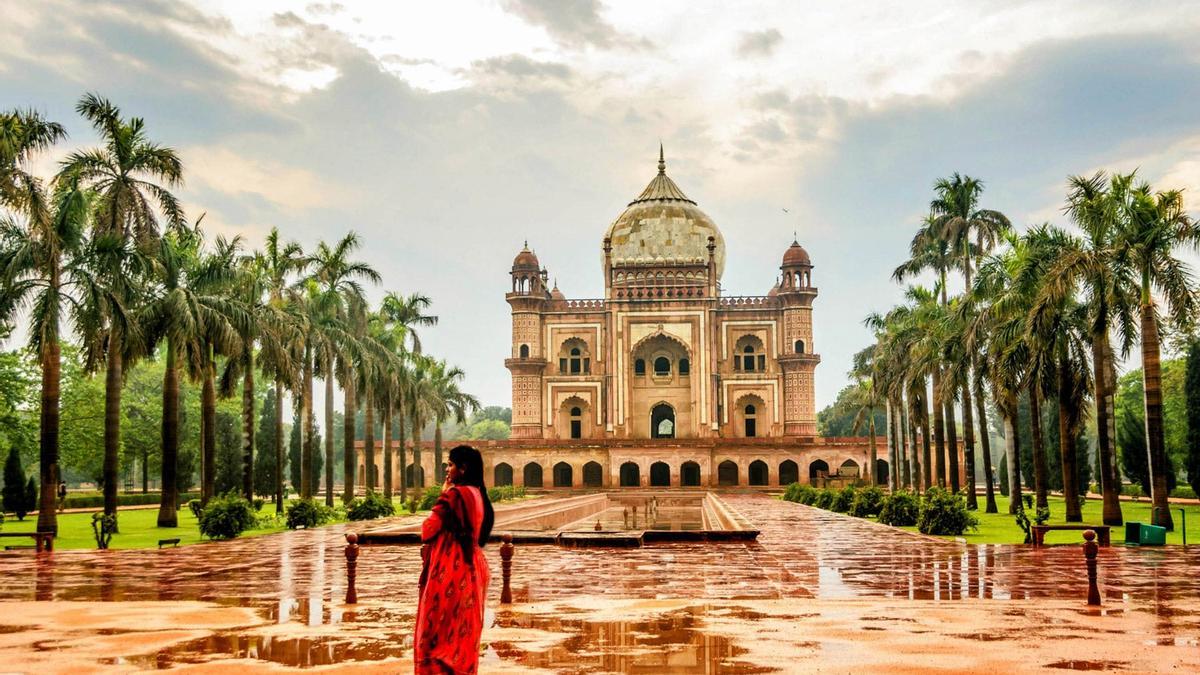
[1, 494, 1197, 672]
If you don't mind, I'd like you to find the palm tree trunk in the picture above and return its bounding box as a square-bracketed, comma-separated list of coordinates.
[885, 400, 896, 490]
[412, 411, 424, 488]
[242, 353, 255, 501]
[1059, 352, 1082, 522]
[274, 379, 284, 514]
[1029, 386, 1048, 510]
[961, 384, 977, 508]
[931, 370, 946, 488]
[103, 331, 122, 523]
[397, 402, 407, 502]
[343, 376, 355, 503]
[434, 422, 445, 484]
[974, 373, 998, 513]
[364, 388, 375, 492]
[867, 414, 877, 485]
[1094, 337, 1122, 525]
[1003, 403, 1023, 515]
[383, 400, 393, 499]
[918, 387, 933, 492]
[301, 346, 313, 500]
[201, 344, 216, 506]
[897, 395, 911, 489]
[158, 341, 180, 527]
[908, 402, 920, 491]
[324, 360, 334, 507]
[1141, 300, 1174, 530]
[945, 399, 960, 493]
[36, 339, 61, 535]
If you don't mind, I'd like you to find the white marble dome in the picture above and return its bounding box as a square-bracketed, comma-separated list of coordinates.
[603, 149, 726, 278]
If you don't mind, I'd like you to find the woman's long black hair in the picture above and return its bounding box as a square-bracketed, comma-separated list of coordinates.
[449, 444, 494, 546]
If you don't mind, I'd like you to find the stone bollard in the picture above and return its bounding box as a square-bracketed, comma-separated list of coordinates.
[344, 533, 360, 604]
[500, 533, 514, 604]
[1083, 530, 1100, 606]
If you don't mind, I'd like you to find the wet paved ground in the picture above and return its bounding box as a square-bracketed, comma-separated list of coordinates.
[1, 494, 1198, 672]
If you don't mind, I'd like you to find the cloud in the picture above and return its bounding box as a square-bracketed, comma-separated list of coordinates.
[736, 28, 782, 58]
[182, 146, 350, 213]
[471, 54, 572, 82]
[500, 0, 644, 50]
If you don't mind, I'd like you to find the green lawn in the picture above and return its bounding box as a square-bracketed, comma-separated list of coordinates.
[0, 506, 294, 550]
[898, 496, 1200, 545]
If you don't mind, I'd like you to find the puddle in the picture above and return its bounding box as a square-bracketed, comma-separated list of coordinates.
[491, 607, 777, 673]
[113, 633, 411, 669]
[1045, 660, 1130, 671]
[0, 625, 35, 634]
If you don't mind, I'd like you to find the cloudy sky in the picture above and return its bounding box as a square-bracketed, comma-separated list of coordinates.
[4, 0, 1200, 413]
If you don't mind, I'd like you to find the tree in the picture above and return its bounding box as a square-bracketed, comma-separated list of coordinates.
[213, 410, 241, 496]
[1116, 367, 1178, 495]
[1187, 339, 1200, 498]
[258, 228, 303, 513]
[60, 93, 184, 525]
[3, 444, 29, 519]
[288, 405, 322, 494]
[429, 360, 479, 484]
[848, 377, 883, 485]
[1113, 174, 1199, 530]
[253, 386, 280, 498]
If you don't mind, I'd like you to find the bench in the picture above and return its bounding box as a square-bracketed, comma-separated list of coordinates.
[1031, 525, 1110, 547]
[0, 532, 55, 552]
[158, 538, 181, 548]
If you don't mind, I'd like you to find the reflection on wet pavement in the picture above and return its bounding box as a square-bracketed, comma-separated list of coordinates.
[1, 494, 1198, 672]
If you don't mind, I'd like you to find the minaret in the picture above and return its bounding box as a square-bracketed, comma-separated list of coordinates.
[777, 239, 820, 436]
[506, 243, 548, 439]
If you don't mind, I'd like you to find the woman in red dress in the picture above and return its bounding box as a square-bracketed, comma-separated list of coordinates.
[415, 445, 495, 674]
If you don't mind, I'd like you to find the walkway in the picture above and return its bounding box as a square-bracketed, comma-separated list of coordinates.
[0, 494, 1197, 672]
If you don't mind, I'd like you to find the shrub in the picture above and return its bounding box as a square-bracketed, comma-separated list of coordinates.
[1171, 485, 1197, 499]
[252, 498, 265, 512]
[347, 491, 396, 521]
[59, 491, 201, 510]
[24, 477, 38, 518]
[91, 512, 117, 549]
[917, 487, 978, 536]
[830, 486, 856, 513]
[198, 494, 256, 540]
[405, 497, 419, 514]
[2, 446, 28, 520]
[418, 486, 443, 511]
[850, 486, 886, 518]
[188, 499, 203, 519]
[812, 489, 835, 510]
[878, 490, 919, 526]
[286, 499, 332, 530]
[1123, 483, 1143, 501]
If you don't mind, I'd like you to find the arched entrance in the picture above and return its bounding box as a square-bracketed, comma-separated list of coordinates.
[749, 460, 768, 486]
[840, 459, 860, 479]
[494, 462, 513, 487]
[553, 462, 573, 487]
[808, 459, 829, 486]
[583, 461, 603, 487]
[875, 459, 889, 486]
[651, 403, 675, 439]
[650, 461, 670, 487]
[779, 459, 799, 486]
[681, 461, 701, 487]
[717, 460, 738, 486]
[406, 464, 425, 488]
[619, 462, 640, 487]
[523, 463, 543, 488]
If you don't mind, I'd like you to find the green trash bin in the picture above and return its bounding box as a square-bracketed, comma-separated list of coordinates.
[1139, 524, 1167, 546]
[1124, 522, 1142, 544]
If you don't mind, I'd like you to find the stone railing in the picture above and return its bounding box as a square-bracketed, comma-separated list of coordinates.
[718, 295, 772, 307]
[563, 298, 605, 309]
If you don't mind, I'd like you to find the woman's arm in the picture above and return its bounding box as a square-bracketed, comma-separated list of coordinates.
[420, 486, 457, 541]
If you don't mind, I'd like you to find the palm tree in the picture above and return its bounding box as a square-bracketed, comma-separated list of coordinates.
[0, 175, 89, 536]
[144, 224, 242, 523]
[405, 355, 438, 490]
[1, 109, 66, 212]
[1114, 174, 1200, 530]
[306, 233, 380, 506]
[259, 229, 304, 513]
[1041, 172, 1139, 525]
[930, 174, 1010, 507]
[59, 93, 183, 521]
[429, 360, 479, 484]
[847, 364, 883, 486]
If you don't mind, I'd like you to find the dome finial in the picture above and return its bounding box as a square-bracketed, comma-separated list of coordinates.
[658, 142, 665, 175]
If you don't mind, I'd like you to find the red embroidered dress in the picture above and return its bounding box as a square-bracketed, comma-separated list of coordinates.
[415, 485, 490, 674]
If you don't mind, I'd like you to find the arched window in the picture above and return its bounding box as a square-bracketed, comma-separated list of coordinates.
[406, 463, 425, 489]
[744, 404, 757, 438]
[519, 344, 530, 358]
[523, 463, 543, 488]
[570, 406, 582, 439]
[654, 356, 671, 376]
[634, 358, 646, 376]
[569, 347, 582, 374]
[734, 335, 767, 373]
[794, 339, 804, 354]
[809, 459, 829, 486]
[553, 462, 573, 488]
[494, 462, 513, 487]
[681, 461, 701, 487]
[742, 345, 755, 371]
[749, 460, 768, 486]
[558, 338, 590, 375]
[779, 460, 799, 486]
[679, 358, 690, 375]
[619, 462, 640, 487]
[651, 404, 675, 439]
[650, 461, 670, 487]
[875, 459, 889, 486]
[717, 460, 739, 486]
[583, 461, 603, 487]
